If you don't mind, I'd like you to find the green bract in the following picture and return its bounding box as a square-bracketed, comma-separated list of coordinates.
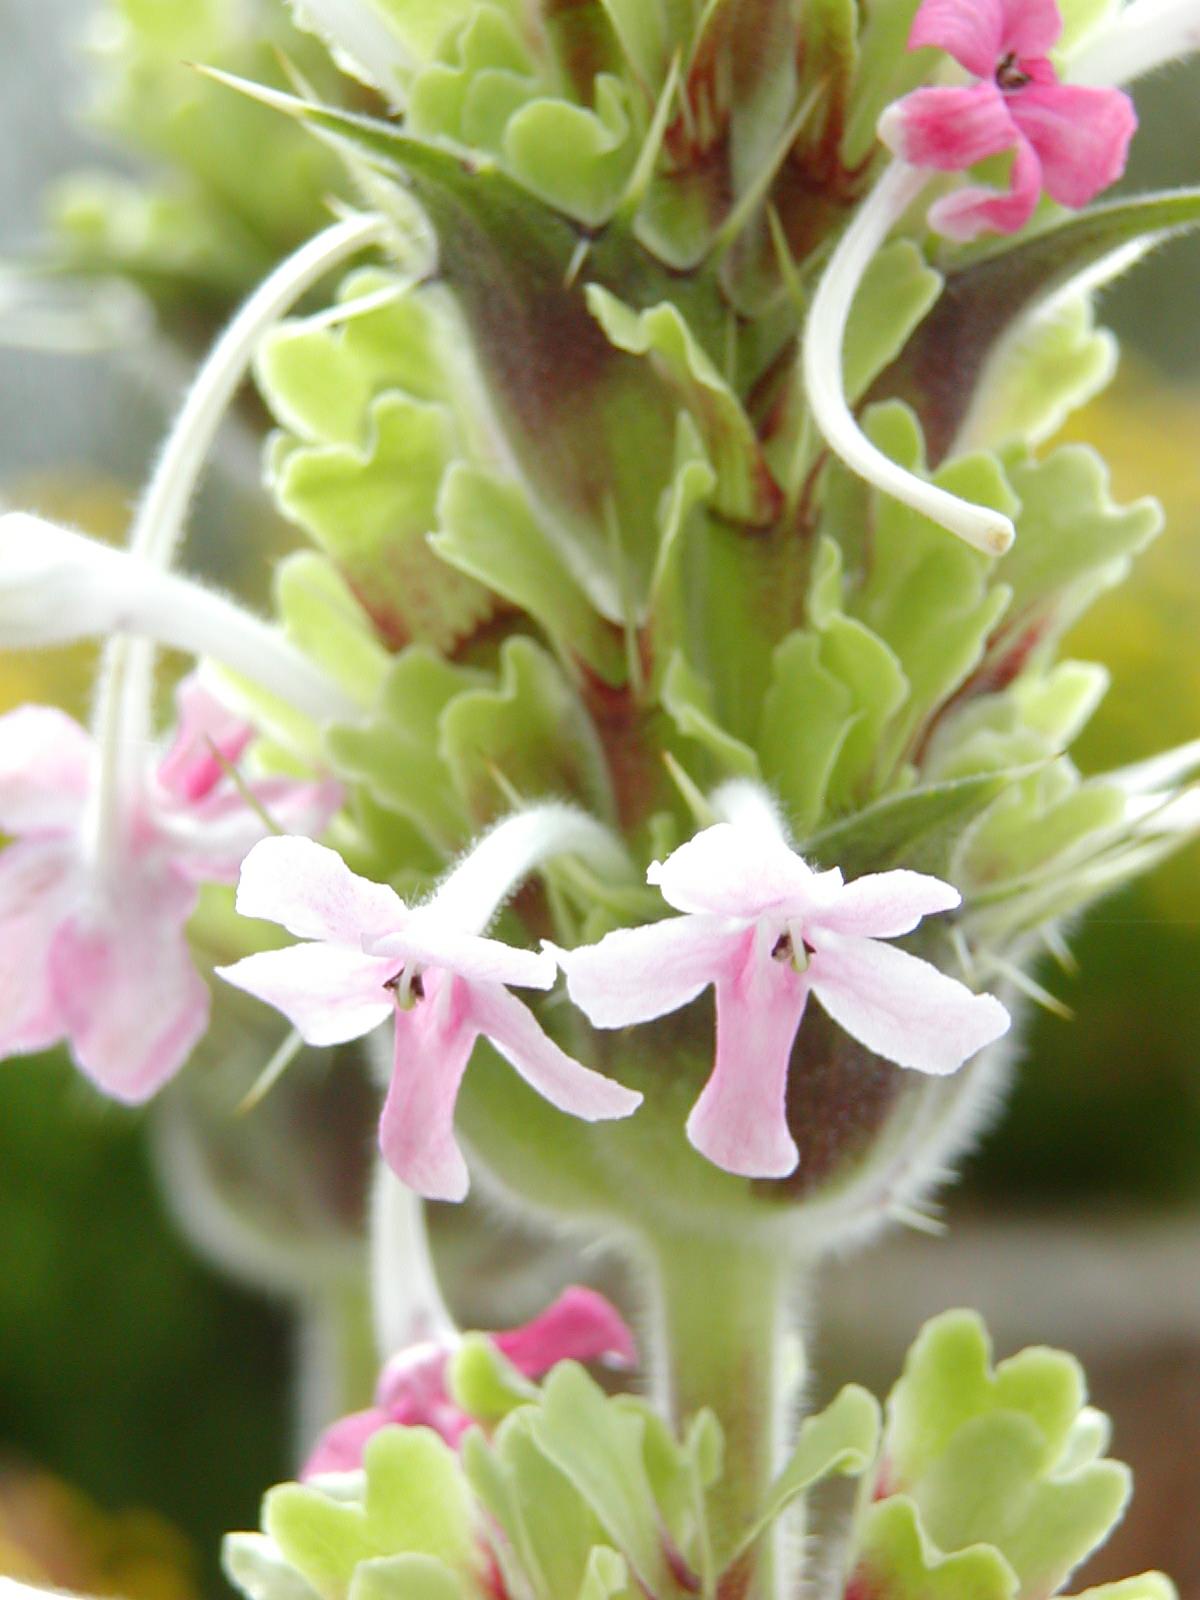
[225, 1314, 1170, 1600]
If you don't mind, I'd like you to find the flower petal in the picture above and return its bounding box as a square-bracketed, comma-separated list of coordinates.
[909, 0, 1006, 76]
[998, 0, 1062, 60]
[810, 933, 1010, 1074]
[156, 676, 254, 803]
[811, 870, 960, 939]
[217, 943, 396, 1046]
[0, 705, 92, 836]
[649, 823, 819, 918]
[926, 136, 1043, 240]
[234, 835, 404, 946]
[493, 1287, 637, 1376]
[1011, 81, 1136, 207]
[50, 866, 209, 1102]
[302, 1407, 389, 1479]
[555, 915, 739, 1028]
[0, 839, 77, 1057]
[687, 930, 807, 1179]
[373, 916, 555, 990]
[878, 83, 1016, 171]
[465, 981, 643, 1120]
[167, 777, 343, 884]
[379, 974, 476, 1202]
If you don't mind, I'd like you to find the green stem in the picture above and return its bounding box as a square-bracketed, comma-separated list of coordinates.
[644, 1229, 793, 1600]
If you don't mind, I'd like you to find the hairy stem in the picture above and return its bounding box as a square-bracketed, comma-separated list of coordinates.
[646, 1229, 793, 1600]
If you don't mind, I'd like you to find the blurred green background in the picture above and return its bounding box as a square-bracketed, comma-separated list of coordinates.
[1, 4, 1199, 1595]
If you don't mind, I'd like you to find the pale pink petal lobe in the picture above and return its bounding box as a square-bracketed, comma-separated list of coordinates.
[998, 0, 1063, 59]
[810, 933, 1010, 1074]
[465, 981, 642, 1120]
[555, 916, 739, 1028]
[234, 835, 404, 945]
[156, 676, 254, 803]
[380, 973, 475, 1202]
[812, 869, 960, 939]
[1011, 82, 1137, 207]
[686, 932, 807, 1179]
[302, 1408, 389, 1479]
[0, 706, 92, 835]
[373, 918, 555, 990]
[493, 1287, 637, 1375]
[217, 942, 396, 1046]
[51, 869, 209, 1102]
[648, 823, 815, 917]
[0, 839, 78, 1056]
[878, 83, 1015, 171]
[926, 136, 1043, 241]
[170, 778, 343, 884]
[908, 0, 1005, 76]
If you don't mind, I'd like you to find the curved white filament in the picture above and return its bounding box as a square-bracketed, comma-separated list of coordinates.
[803, 161, 1017, 558]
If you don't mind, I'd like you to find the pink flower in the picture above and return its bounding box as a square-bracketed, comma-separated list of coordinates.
[217, 836, 642, 1202]
[302, 1286, 637, 1477]
[878, 0, 1137, 240]
[556, 824, 1010, 1180]
[0, 680, 339, 1103]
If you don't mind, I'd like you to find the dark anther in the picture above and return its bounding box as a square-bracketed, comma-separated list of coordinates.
[772, 932, 794, 962]
[995, 51, 1031, 89]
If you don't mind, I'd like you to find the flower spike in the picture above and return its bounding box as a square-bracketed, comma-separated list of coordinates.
[557, 800, 1009, 1180]
[219, 817, 642, 1201]
[803, 162, 1017, 557]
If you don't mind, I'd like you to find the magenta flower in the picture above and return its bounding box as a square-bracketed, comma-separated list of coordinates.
[217, 835, 642, 1202]
[878, 0, 1137, 240]
[556, 823, 1010, 1180]
[303, 1286, 637, 1477]
[0, 680, 339, 1103]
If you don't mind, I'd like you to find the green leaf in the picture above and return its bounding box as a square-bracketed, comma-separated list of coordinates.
[441, 637, 614, 823]
[463, 1411, 615, 1600]
[1066, 1580, 1178, 1600]
[850, 404, 1014, 772]
[349, 1555, 465, 1600]
[915, 1413, 1130, 1600]
[264, 1429, 476, 1600]
[844, 239, 943, 405]
[875, 189, 1200, 466]
[432, 463, 625, 683]
[727, 1384, 880, 1565]
[800, 768, 1024, 879]
[224, 1531, 324, 1600]
[661, 652, 761, 783]
[326, 648, 484, 852]
[996, 445, 1161, 648]
[759, 631, 857, 836]
[576, 1545, 630, 1600]
[956, 294, 1117, 452]
[275, 551, 391, 709]
[505, 79, 637, 227]
[886, 1312, 1087, 1485]
[447, 1334, 540, 1426]
[269, 391, 497, 652]
[586, 286, 782, 524]
[804, 536, 910, 810]
[848, 1496, 1018, 1600]
[528, 1363, 670, 1594]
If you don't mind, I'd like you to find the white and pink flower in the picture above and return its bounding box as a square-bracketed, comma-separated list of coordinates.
[0, 680, 339, 1103]
[218, 831, 642, 1202]
[556, 811, 1009, 1180]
